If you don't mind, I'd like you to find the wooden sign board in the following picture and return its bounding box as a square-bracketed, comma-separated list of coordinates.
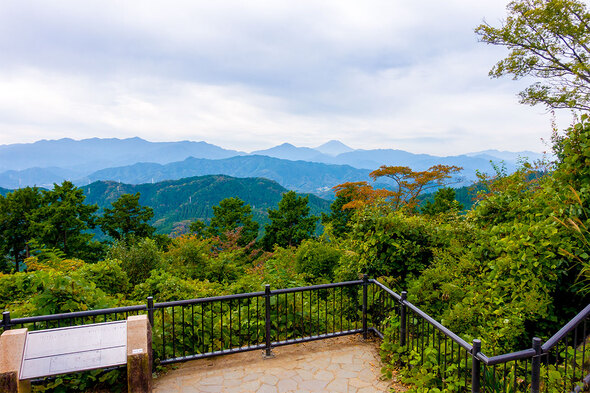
[19, 321, 127, 380]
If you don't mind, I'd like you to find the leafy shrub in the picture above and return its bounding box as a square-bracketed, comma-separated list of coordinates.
[349, 209, 442, 284]
[295, 239, 342, 282]
[131, 269, 223, 302]
[77, 259, 130, 295]
[164, 235, 211, 280]
[0, 272, 40, 310]
[257, 246, 307, 289]
[107, 238, 162, 285]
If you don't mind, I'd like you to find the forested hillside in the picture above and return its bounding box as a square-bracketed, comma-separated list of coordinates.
[81, 175, 330, 234]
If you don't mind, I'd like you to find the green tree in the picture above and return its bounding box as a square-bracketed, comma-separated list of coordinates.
[475, 0, 590, 110]
[30, 181, 98, 258]
[206, 197, 259, 246]
[98, 193, 155, 242]
[262, 191, 318, 249]
[321, 194, 354, 238]
[421, 187, 463, 215]
[0, 187, 42, 272]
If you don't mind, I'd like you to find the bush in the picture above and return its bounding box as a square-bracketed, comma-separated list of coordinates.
[77, 259, 130, 295]
[0, 272, 40, 310]
[130, 269, 222, 302]
[349, 209, 440, 283]
[107, 238, 162, 285]
[164, 235, 211, 280]
[295, 239, 342, 282]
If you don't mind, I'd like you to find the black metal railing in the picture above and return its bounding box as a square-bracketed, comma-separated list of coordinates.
[1, 277, 588, 393]
[1, 304, 147, 332]
[150, 279, 365, 364]
[368, 279, 590, 393]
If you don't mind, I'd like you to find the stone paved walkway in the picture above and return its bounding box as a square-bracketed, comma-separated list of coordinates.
[153, 335, 393, 392]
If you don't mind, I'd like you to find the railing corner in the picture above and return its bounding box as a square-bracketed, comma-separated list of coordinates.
[2, 311, 10, 331]
[531, 337, 542, 393]
[471, 339, 481, 393]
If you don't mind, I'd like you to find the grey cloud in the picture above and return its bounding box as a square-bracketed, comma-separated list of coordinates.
[0, 0, 558, 154]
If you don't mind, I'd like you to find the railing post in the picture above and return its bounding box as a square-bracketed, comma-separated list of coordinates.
[531, 337, 542, 393]
[399, 291, 407, 347]
[264, 284, 273, 357]
[362, 274, 368, 340]
[147, 296, 154, 327]
[472, 339, 481, 393]
[2, 311, 10, 330]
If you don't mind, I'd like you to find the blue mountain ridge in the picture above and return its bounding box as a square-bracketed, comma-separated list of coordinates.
[0, 137, 543, 194]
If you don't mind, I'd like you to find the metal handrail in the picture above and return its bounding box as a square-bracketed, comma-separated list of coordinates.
[542, 303, 590, 352]
[369, 279, 401, 301]
[272, 279, 363, 294]
[153, 291, 265, 308]
[478, 348, 537, 366]
[5, 304, 146, 326]
[403, 299, 473, 352]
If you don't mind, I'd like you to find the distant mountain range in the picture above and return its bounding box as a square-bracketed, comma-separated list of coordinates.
[77, 155, 374, 199]
[80, 175, 331, 235]
[0, 137, 242, 173]
[0, 137, 546, 195]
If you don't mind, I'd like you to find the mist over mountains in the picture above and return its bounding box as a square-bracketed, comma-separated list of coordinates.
[0, 137, 242, 173]
[0, 137, 545, 195]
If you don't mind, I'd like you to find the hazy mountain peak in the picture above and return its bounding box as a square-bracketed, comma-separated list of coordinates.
[314, 140, 354, 156]
[277, 142, 297, 149]
[466, 149, 544, 163]
[249, 143, 326, 162]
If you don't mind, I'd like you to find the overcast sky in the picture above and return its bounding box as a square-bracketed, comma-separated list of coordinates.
[0, 1, 579, 155]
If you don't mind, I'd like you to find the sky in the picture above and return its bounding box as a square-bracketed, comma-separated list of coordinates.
[0, 1, 579, 155]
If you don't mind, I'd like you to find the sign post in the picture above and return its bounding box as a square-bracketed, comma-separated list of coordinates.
[0, 328, 30, 393]
[20, 321, 127, 380]
[0, 316, 152, 393]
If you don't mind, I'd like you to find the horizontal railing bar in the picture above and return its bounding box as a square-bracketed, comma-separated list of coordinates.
[154, 291, 265, 308]
[271, 280, 363, 294]
[480, 348, 536, 365]
[9, 305, 147, 325]
[572, 372, 590, 393]
[369, 280, 401, 301]
[271, 329, 363, 348]
[159, 343, 267, 364]
[476, 352, 490, 364]
[542, 303, 590, 352]
[404, 300, 473, 352]
[368, 327, 384, 339]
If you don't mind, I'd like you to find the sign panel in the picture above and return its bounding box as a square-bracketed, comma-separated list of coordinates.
[20, 320, 127, 379]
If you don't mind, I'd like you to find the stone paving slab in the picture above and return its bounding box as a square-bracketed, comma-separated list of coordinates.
[153, 335, 393, 392]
